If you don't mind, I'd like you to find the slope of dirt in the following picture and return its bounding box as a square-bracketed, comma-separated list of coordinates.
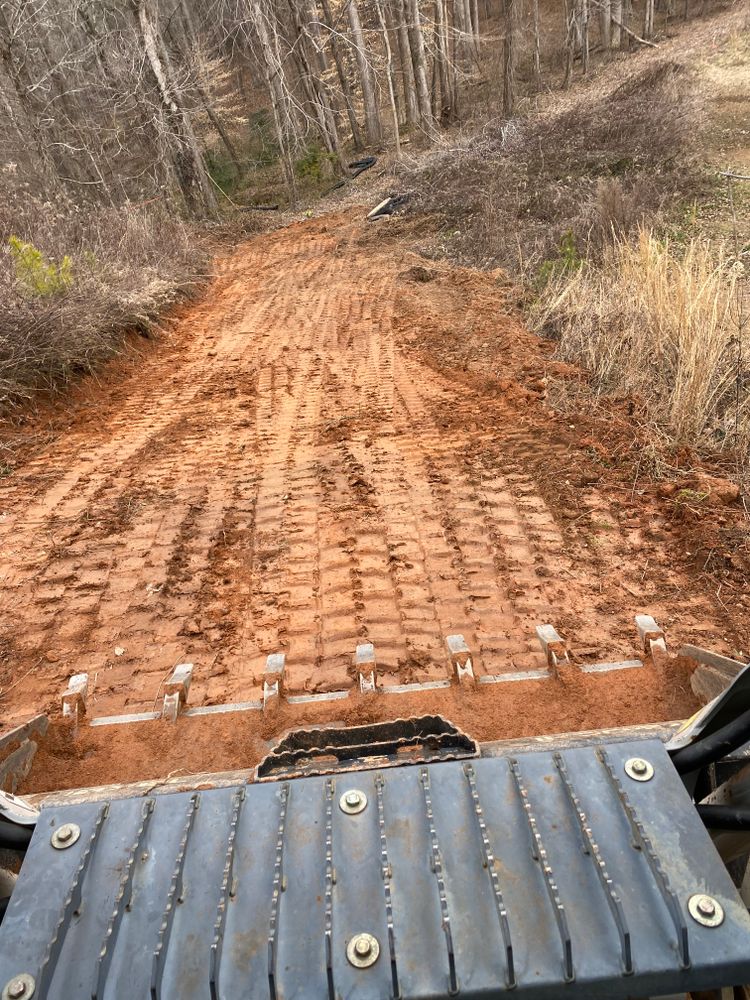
[1, 208, 745, 790]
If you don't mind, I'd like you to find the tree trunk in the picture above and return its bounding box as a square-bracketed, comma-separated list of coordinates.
[579, 0, 589, 74]
[375, 0, 401, 154]
[318, 0, 364, 149]
[287, 0, 344, 165]
[643, 0, 654, 38]
[563, 0, 574, 88]
[611, 0, 622, 47]
[395, 0, 420, 127]
[247, 0, 297, 203]
[406, 0, 434, 133]
[532, 0, 542, 90]
[471, 0, 481, 46]
[346, 0, 382, 146]
[621, 0, 632, 47]
[433, 0, 454, 122]
[133, 0, 218, 217]
[502, 0, 517, 116]
[599, 0, 611, 48]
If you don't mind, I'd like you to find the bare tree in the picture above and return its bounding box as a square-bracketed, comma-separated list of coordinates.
[133, 0, 218, 215]
[394, 0, 419, 127]
[346, 0, 382, 146]
[406, 0, 434, 133]
[318, 0, 364, 148]
[502, 0, 517, 116]
[374, 0, 400, 153]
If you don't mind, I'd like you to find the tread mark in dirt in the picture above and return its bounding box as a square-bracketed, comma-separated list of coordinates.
[0, 212, 720, 739]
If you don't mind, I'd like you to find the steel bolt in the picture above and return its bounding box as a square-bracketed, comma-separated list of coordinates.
[7, 980, 28, 999]
[56, 824, 74, 843]
[697, 896, 716, 917]
[631, 759, 648, 775]
[345, 792, 361, 808]
[354, 937, 371, 958]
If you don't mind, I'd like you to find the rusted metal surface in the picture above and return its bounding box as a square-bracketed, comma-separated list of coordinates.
[256, 716, 478, 780]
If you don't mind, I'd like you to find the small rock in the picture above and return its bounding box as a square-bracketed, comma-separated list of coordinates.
[114, 646, 125, 657]
[691, 473, 741, 506]
[658, 482, 679, 498]
[45, 650, 59, 663]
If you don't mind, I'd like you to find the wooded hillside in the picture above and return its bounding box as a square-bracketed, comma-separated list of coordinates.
[0, 0, 691, 213]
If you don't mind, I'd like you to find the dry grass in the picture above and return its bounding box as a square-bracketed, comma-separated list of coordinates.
[530, 229, 748, 448]
[0, 191, 211, 410]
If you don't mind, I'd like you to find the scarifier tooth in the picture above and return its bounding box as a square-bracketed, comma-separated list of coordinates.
[355, 643, 378, 694]
[446, 634, 475, 686]
[263, 653, 286, 711]
[161, 663, 193, 722]
[62, 672, 88, 725]
[635, 615, 667, 658]
[536, 624, 569, 675]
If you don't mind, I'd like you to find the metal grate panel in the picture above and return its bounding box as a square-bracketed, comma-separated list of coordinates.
[2, 739, 750, 999]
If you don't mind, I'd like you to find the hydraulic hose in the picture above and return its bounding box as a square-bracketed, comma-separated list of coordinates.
[697, 804, 750, 831]
[670, 707, 750, 774]
[0, 818, 33, 851]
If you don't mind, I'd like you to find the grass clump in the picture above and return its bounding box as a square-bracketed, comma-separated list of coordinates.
[529, 229, 747, 448]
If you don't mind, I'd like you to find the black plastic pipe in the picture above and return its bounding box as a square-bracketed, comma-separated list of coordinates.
[670, 708, 750, 774]
[0, 818, 32, 851]
[697, 804, 750, 831]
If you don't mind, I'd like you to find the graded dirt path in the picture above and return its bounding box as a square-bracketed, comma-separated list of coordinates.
[1, 209, 737, 786]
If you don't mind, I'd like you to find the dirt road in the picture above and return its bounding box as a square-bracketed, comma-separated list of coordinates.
[2, 209, 738, 787]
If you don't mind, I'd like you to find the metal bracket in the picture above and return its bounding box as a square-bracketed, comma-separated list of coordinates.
[161, 664, 193, 722]
[61, 674, 88, 724]
[446, 635, 475, 686]
[635, 615, 667, 658]
[536, 625, 569, 675]
[263, 654, 286, 712]
[355, 644, 378, 694]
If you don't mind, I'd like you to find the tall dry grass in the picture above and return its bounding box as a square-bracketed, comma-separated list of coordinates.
[530, 230, 748, 448]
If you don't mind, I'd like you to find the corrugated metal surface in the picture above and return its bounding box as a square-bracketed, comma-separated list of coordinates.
[2, 738, 750, 999]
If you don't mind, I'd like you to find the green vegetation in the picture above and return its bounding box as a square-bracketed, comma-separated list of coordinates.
[9, 237, 73, 296]
[536, 231, 584, 287]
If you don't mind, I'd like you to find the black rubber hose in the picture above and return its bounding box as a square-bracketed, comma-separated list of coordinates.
[697, 804, 750, 831]
[670, 707, 750, 774]
[0, 819, 32, 851]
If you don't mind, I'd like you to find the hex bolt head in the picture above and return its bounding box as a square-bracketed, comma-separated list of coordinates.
[624, 757, 654, 782]
[339, 789, 367, 814]
[51, 821, 81, 850]
[346, 933, 380, 968]
[2, 974, 35, 1000]
[688, 892, 724, 927]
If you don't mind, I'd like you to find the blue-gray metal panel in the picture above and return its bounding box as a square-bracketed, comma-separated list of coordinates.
[2, 739, 750, 999]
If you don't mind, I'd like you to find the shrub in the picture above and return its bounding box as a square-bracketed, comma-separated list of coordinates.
[9, 237, 73, 296]
[401, 59, 703, 272]
[536, 230, 584, 286]
[0, 193, 209, 409]
[294, 145, 335, 183]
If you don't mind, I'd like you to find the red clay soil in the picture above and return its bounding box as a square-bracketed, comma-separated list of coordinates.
[1, 208, 747, 793]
